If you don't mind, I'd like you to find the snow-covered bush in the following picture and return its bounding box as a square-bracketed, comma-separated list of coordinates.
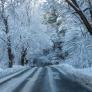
[43, 11, 57, 24]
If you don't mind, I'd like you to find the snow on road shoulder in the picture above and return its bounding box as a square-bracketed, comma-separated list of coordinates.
[57, 64, 92, 91]
[0, 65, 28, 79]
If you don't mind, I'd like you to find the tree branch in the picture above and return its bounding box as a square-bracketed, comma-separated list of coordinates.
[0, 37, 7, 43]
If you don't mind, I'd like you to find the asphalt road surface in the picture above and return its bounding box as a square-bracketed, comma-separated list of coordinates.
[0, 67, 91, 92]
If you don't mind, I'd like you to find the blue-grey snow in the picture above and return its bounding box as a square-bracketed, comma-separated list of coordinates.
[0, 0, 92, 92]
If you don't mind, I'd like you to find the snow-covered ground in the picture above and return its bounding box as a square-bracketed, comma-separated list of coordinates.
[0, 65, 28, 79]
[53, 64, 92, 91]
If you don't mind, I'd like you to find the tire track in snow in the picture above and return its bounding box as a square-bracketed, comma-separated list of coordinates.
[0, 68, 29, 85]
[30, 67, 57, 92]
[46, 67, 57, 92]
[20, 67, 43, 92]
[0, 67, 38, 92]
[13, 67, 38, 92]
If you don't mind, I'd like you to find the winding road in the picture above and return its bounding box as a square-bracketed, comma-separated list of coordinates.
[0, 66, 91, 92]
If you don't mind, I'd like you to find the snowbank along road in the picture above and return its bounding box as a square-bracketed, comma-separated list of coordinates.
[0, 66, 91, 92]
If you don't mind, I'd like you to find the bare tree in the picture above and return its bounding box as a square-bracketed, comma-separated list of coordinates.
[20, 42, 29, 66]
[65, 0, 92, 35]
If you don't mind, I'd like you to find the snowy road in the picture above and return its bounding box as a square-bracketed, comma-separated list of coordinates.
[0, 67, 91, 92]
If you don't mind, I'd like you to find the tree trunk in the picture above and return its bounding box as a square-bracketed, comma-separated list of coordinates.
[20, 48, 27, 66]
[1, 0, 14, 68]
[20, 54, 25, 66]
[66, 0, 92, 35]
[7, 46, 14, 68]
[78, 10, 92, 34]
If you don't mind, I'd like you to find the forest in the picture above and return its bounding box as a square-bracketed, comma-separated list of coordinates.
[0, 0, 92, 92]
